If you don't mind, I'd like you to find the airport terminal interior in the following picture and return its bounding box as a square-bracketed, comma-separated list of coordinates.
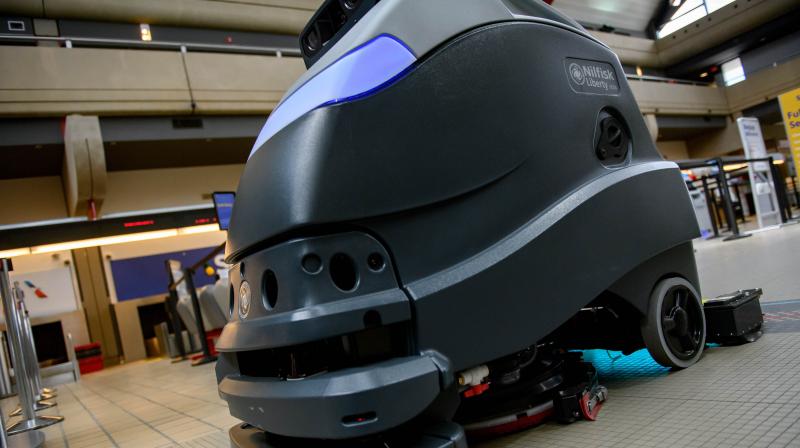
[1, 0, 800, 447]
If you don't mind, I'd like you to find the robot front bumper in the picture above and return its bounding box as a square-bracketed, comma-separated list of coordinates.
[216, 231, 451, 440]
[218, 356, 443, 440]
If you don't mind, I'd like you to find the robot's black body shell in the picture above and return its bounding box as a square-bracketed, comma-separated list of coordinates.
[217, 3, 700, 442]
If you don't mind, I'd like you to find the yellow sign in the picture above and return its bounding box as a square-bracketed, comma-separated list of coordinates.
[778, 87, 800, 177]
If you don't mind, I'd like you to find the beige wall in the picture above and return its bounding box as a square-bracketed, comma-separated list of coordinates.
[630, 81, 729, 115]
[686, 118, 743, 159]
[0, 165, 244, 226]
[656, 141, 689, 161]
[103, 164, 244, 215]
[685, 117, 793, 160]
[0, 45, 304, 116]
[184, 52, 305, 114]
[0, 46, 191, 116]
[112, 295, 167, 363]
[0, 162, 242, 257]
[0, 0, 322, 34]
[2, 0, 785, 66]
[0, 176, 67, 225]
[726, 59, 800, 113]
[0, 43, 796, 118]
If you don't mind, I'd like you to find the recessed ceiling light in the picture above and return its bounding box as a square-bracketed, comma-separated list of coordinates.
[140, 24, 152, 41]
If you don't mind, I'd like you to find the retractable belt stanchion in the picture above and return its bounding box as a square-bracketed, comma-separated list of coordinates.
[0, 332, 12, 398]
[164, 261, 188, 363]
[791, 177, 800, 207]
[0, 258, 63, 435]
[769, 156, 794, 222]
[184, 268, 217, 367]
[9, 286, 57, 417]
[715, 158, 750, 241]
[701, 176, 720, 238]
[19, 292, 57, 398]
[0, 405, 8, 448]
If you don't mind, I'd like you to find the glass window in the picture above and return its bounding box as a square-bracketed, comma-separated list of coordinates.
[721, 58, 746, 86]
[656, 0, 736, 38]
[657, 5, 707, 37]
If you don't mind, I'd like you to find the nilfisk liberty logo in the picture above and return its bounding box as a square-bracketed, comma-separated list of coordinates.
[565, 58, 620, 95]
[568, 62, 586, 85]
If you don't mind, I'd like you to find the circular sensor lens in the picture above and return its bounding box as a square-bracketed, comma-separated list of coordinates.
[304, 28, 321, 53]
[342, 0, 359, 10]
[239, 281, 251, 318]
[367, 253, 385, 272]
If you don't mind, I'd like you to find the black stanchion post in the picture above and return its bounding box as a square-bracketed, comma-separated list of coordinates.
[184, 268, 217, 366]
[713, 185, 727, 231]
[715, 158, 750, 241]
[701, 176, 719, 238]
[8, 288, 58, 417]
[0, 259, 63, 435]
[0, 397, 7, 448]
[165, 288, 188, 361]
[769, 156, 792, 222]
[732, 183, 744, 223]
[164, 261, 188, 362]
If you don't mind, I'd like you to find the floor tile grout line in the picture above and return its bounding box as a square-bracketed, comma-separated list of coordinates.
[787, 428, 800, 447]
[97, 382, 222, 433]
[599, 394, 798, 405]
[79, 382, 183, 446]
[752, 402, 800, 447]
[54, 389, 71, 448]
[609, 398, 691, 448]
[64, 382, 120, 448]
[124, 379, 228, 407]
[733, 401, 784, 447]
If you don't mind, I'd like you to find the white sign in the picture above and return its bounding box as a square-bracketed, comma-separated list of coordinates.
[736, 117, 780, 228]
[1, 267, 80, 323]
[168, 259, 190, 300]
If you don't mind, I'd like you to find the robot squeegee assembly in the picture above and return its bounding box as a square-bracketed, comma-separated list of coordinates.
[214, 1, 765, 447]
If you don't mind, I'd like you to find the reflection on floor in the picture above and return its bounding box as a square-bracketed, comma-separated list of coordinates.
[5, 326, 798, 448]
[480, 332, 800, 448]
[1, 359, 237, 447]
[1, 226, 798, 447]
[694, 223, 800, 301]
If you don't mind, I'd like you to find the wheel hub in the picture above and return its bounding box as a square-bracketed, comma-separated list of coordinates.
[661, 287, 702, 360]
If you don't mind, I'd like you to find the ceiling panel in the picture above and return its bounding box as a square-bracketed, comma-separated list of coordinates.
[552, 0, 663, 32]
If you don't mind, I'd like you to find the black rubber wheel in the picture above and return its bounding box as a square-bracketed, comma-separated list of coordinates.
[641, 277, 706, 369]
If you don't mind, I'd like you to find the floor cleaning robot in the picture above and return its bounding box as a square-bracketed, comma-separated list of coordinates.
[216, 0, 706, 446]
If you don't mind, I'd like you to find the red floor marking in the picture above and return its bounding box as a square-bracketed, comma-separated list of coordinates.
[764, 312, 800, 322]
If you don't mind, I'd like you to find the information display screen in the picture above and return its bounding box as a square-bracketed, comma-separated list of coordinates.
[212, 192, 236, 231]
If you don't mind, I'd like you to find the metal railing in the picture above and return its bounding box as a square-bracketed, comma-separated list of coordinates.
[0, 33, 301, 57]
[626, 74, 713, 87]
[0, 34, 718, 87]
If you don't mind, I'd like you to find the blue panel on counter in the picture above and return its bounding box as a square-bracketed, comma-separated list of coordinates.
[110, 246, 221, 301]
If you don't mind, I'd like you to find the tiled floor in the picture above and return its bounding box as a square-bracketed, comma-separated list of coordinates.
[479, 330, 800, 448]
[5, 324, 800, 448]
[2, 225, 799, 447]
[694, 222, 800, 302]
[2, 360, 238, 447]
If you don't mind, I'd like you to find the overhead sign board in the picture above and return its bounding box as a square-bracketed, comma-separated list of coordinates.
[736, 117, 780, 228]
[778, 87, 800, 182]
